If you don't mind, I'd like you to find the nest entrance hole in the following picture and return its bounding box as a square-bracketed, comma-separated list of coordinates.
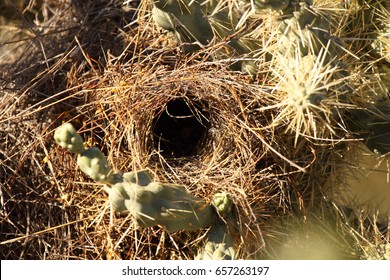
[152, 98, 211, 158]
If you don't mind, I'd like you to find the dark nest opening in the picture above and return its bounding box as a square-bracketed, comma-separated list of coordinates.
[152, 98, 211, 159]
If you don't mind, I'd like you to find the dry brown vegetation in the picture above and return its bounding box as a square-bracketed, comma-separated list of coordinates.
[0, 0, 389, 259]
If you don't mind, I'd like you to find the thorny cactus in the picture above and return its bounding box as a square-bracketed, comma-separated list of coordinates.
[151, 1, 344, 72]
[248, 0, 291, 11]
[195, 221, 236, 260]
[54, 123, 114, 184]
[54, 123, 228, 233]
[151, 0, 261, 71]
[54, 123, 238, 258]
[108, 180, 214, 231]
[276, 2, 343, 63]
[371, 5, 390, 91]
[196, 193, 236, 260]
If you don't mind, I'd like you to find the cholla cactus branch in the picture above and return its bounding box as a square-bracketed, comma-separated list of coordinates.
[195, 222, 236, 259]
[54, 123, 216, 232]
[247, 0, 291, 11]
[212, 192, 233, 217]
[196, 192, 236, 259]
[108, 180, 214, 232]
[77, 147, 114, 185]
[53, 123, 85, 154]
[54, 123, 114, 185]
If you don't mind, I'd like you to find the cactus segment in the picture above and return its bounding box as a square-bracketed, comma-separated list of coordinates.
[195, 192, 235, 259]
[108, 181, 214, 232]
[212, 192, 233, 218]
[277, 2, 341, 62]
[122, 170, 154, 186]
[152, 0, 218, 50]
[108, 181, 131, 212]
[195, 222, 235, 260]
[270, 50, 346, 145]
[54, 123, 114, 184]
[248, 0, 291, 11]
[152, 6, 175, 31]
[77, 147, 114, 184]
[54, 123, 85, 154]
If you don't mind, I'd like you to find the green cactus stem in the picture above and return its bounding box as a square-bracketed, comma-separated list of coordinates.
[212, 192, 233, 218]
[54, 123, 85, 154]
[248, 0, 292, 12]
[195, 222, 235, 260]
[151, 0, 262, 69]
[77, 147, 114, 184]
[54, 123, 216, 232]
[107, 180, 214, 232]
[151, 0, 344, 76]
[276, 2, 342, 62]
[54, 123, 114, 185]
[196, 192, 235, 260]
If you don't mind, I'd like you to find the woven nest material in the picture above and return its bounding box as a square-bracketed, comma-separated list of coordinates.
[49, 47, 321, 259]
[1, 0, 389, 260]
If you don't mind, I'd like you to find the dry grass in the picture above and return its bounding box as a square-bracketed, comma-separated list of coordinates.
[0, 0, 389, 259]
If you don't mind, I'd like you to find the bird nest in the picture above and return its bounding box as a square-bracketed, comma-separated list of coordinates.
[1, 0, 388, 260]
